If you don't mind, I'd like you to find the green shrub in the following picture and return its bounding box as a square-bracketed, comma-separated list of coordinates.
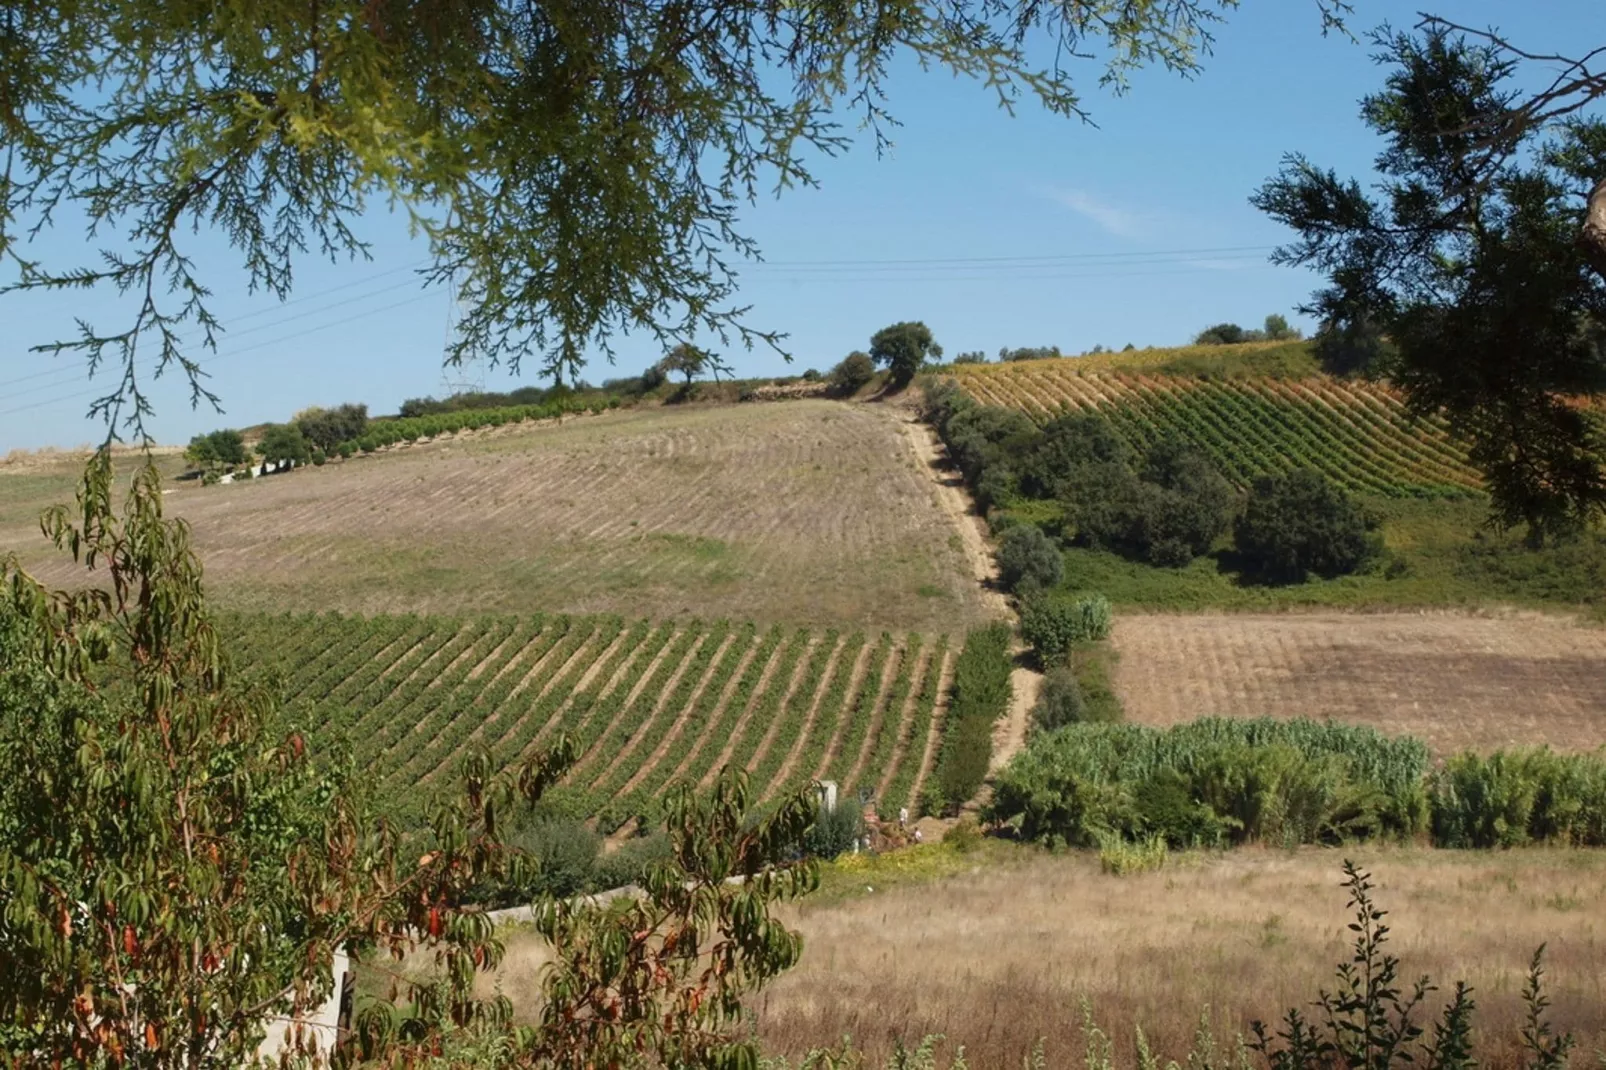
[996, 524, 1062, 593]
[503, 817, 601, 899]
[1019, 594, 1111, 664]
[1430, 749, 1606, 847]
[1032, 666, 1088, 732]
[988, 718, 1431, 848]
[804, 797, 864, 860]
[830, 351, 876, 394]
[1061, 441, 1234, 567]
[1234, 468, 1377, 582]
[929, 624, 1013, 813]
[591, 831, 672, 891]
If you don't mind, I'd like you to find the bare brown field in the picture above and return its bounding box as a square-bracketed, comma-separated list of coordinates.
[1111, 612, 1606, 754]
[475, 847, 1606, 1068]
[0, 403, 984, 630]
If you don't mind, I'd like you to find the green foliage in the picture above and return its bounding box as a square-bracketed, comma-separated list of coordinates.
[870, 322, 942, 388]
[1032, 666, 1089, 732]
[928, 624, 1013, 813]
[1019, 412, 1130, 499]
[952, 350, 988, 365]
[1194, 323, 1249, 346]
[831, 351, 877, 394]
[1062, 439, 1236, 567]
[996, 524, 1063, 593]
[503, 818, 603, 899]
[999, 345, 1062, 362]
[1096, 831, 1167, 875]
[1429, 749, 1606, 848]
[804, 797, 865, 861]
[1254, 26, 1606, 543]
[256, 421, 312, 466]
[184, 428, 246, 469]
[989, 718, 1431, 848]
[1234, 468, 1377, 583]
[660, 342, 716, 384]
[1019, 594, 1112, 664]
[295, 403, 369, 452]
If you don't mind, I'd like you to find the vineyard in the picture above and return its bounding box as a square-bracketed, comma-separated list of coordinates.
[232, 611, 954, 829]
[946, 358, 1483, 498]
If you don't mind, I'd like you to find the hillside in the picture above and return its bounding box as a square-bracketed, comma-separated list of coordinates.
[1, 402, 985, 631]
[236, 611, 951, 830]
[945, 349, 1481, 498]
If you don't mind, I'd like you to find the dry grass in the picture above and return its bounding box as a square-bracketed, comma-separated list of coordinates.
[0, 402, 984, 631]
[1111, 612, 1606, 754]
[475, 846, 1606, 1067]
[743, 846, 1606, 1068]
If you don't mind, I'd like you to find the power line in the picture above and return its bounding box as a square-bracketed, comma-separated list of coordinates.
[0, 268, 433, 400]
[0, 293, 430, 420]
[0, 259, 431, 392]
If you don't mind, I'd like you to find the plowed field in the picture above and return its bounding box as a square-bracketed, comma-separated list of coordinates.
[1110, 612, 1606, 753]
[1, 402, 984, 630]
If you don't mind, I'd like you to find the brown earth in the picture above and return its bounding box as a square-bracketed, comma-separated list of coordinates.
[1112, 611, 1606, 753]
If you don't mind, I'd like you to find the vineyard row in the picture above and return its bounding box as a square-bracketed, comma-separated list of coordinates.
[224, 612, 956, 830]
[948, 366, 1483, 498]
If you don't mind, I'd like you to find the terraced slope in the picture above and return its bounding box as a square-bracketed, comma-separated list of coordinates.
[232, 612, 953, 829]
[947, 359, 1482, 498]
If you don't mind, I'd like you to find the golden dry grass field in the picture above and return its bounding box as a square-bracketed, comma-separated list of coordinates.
[476, 846, 1606, 1069]
[0, 402, 986, 631]
[1109, 612, 1606, 754]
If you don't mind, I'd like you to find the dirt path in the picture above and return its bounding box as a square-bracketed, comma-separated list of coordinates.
[895, 411, 1009, 618]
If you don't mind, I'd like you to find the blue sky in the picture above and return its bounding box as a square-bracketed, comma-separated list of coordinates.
[2, 1, 1599, 450]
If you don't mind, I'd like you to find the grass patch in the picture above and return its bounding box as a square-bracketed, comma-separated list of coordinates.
[808, 837, 1032, 905]
[1067, 640, 1123, 723]
[1054, 495, 1606, 617]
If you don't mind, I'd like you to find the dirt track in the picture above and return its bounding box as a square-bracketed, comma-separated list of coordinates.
[1113, 611, 1606, 753]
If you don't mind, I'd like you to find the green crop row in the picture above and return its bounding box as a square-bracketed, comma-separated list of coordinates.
[848, 635, 922, 799]
[224, 613, 955, 830]
[884, 635, 950, 813]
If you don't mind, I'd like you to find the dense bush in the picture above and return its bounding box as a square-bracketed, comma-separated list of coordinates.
[184, 428, 246, 469]
[830, 351, 876, 394]
[1430, 749, 1606, 847]
[1235, 468, 1377, 582]
[996, 525, 1062, 593]
[1061, 439, 1235, 566]
[295, 402, 369, 452]
[256, 422, 310, 466]
[928, 624, 1013, 813]
[1019, 594, 1111, 664]
[998, 345, 1061, 362]
[505, 817, 602, 898]
[990, 718, 1432, 848]
[1031, 667, 1088, 732]
[1018, 413, 1129, 499]
[804, 796, 865, 860]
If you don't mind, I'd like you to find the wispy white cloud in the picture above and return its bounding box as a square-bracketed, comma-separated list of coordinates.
[1046, 187, 1153, 240]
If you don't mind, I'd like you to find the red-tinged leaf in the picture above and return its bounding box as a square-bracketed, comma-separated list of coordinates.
[122, 926, 137, 957]
[427, 907, 442, 938]
[145, 1023, 158, 1050]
